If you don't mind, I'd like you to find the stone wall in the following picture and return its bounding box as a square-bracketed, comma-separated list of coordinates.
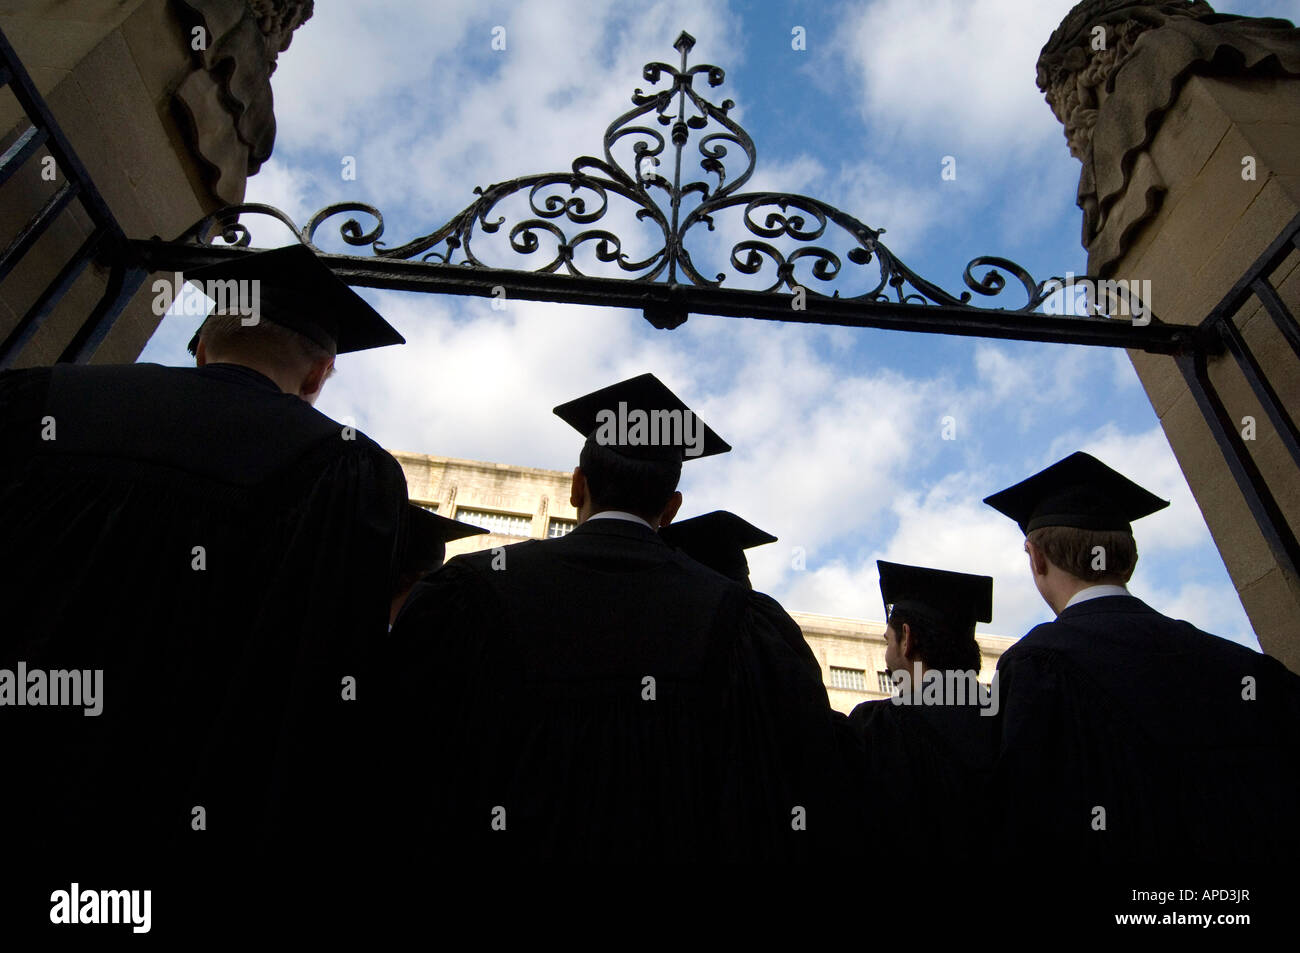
[392, 450, 580, 561]
[0, 0, 311, 366]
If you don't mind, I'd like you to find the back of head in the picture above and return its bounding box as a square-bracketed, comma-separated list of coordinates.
[888, 603, 982, 673]
[193, 313, 336, 381]
[578, 438, 682, 522]
[1027, 524, 1138, 585]
[984, 452, 1163, 588]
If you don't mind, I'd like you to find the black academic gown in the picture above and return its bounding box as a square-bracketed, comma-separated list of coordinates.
[993, 594, 1300, 865]
[0, 362, 408, 866]
[383, 517, 857, 862]
[847, 693, 997, 858]
[661, 542, 824, 682]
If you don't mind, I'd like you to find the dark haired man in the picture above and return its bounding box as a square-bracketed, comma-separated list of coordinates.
[845, 561, 997, 857]
[985, 451, 1300, 863]
[0, 244, 408, 866]
[385, 374, 851, 860]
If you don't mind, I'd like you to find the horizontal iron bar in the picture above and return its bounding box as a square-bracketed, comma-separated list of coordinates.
[129, 240, 1194, 354]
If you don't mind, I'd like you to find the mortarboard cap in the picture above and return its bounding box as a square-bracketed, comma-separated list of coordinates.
[982, 451, 1170, 534]
[660, 510, 777, 583]
[183, 244, 405, 355]
[400, 504, 488, 575]
[878, 560, 993, 633]
[552, 373, 730, 462]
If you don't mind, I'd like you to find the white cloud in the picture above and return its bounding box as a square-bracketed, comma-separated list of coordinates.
[774, 467, 1053, 637]
[314, 293, 661, 467]
[823, 0, 1101, 260]
[829, 159, 946, 259]
[265, 1, 478, 155]
[232, 158, 311, 244]
[833, 0, 1080, 155]
[778, 559, 879, 622]
[1138, 577, 1258, 650]
[1053, 423, 1208, 554]
[747, 155, 827, 196]
[973, 344, 1033, 404]
[748, 346, 1252, 644]
[970, 341, 1127, 435]
[262, 0, 746, 230]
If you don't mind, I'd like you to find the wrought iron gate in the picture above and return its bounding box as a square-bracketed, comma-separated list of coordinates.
[2, 27, 1297, 583]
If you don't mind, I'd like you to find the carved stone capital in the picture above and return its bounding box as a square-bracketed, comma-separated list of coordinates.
[170, 0, 314, 206]
[1038, 0, 1300, 274]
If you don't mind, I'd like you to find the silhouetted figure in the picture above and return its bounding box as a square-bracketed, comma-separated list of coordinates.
[660, 509, 821, 676]
[844, 561, 997, 859]
[659, 509, 776, 585]
[390, 504, 487, 627]
[384, 374, 851, 860]
[0, 244, 408, 865]
[984, 451, 1300, 863]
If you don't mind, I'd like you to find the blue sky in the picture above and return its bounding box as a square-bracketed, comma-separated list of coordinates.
[140, 0, 1300, 647]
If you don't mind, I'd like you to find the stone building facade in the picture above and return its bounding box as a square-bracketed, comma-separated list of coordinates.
[393, 450, 1014, 715]
[393, 449, 582, 563]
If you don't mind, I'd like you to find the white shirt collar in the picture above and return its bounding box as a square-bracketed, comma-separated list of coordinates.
[1064, 584, 1130, 610]
[585, 510, 655, 531]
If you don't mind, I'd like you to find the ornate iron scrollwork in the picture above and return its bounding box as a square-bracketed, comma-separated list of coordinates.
[174, 31, 1142, 320]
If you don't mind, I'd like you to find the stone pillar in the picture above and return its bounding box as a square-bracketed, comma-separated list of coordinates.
[1039, 0, 1300, 670]
[0, 0, 312, 366]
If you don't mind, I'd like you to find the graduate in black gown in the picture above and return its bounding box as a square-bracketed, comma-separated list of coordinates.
[658, 509, 777, 586]
[845, 561, 997, 859]
[659, 509, 821, 677]
[389, 504, 487, 627]
[0, 244, 409, 865]
[384, 374, 854, 861]
[984, 451, 1300, 864]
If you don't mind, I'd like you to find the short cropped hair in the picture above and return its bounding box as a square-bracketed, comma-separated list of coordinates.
[192, 313, 335, 370]
[1027, 525, 1137, 584]
[578, 439, 681, 521]
[888, 603, 981, 673]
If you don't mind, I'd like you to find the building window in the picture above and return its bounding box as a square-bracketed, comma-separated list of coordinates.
[829, 666, 867, 692]
[548, 518, 575, 538]
[415, 502, 438, 513]
[457, 508, 531, 538]
[877, 671, 895, 694]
